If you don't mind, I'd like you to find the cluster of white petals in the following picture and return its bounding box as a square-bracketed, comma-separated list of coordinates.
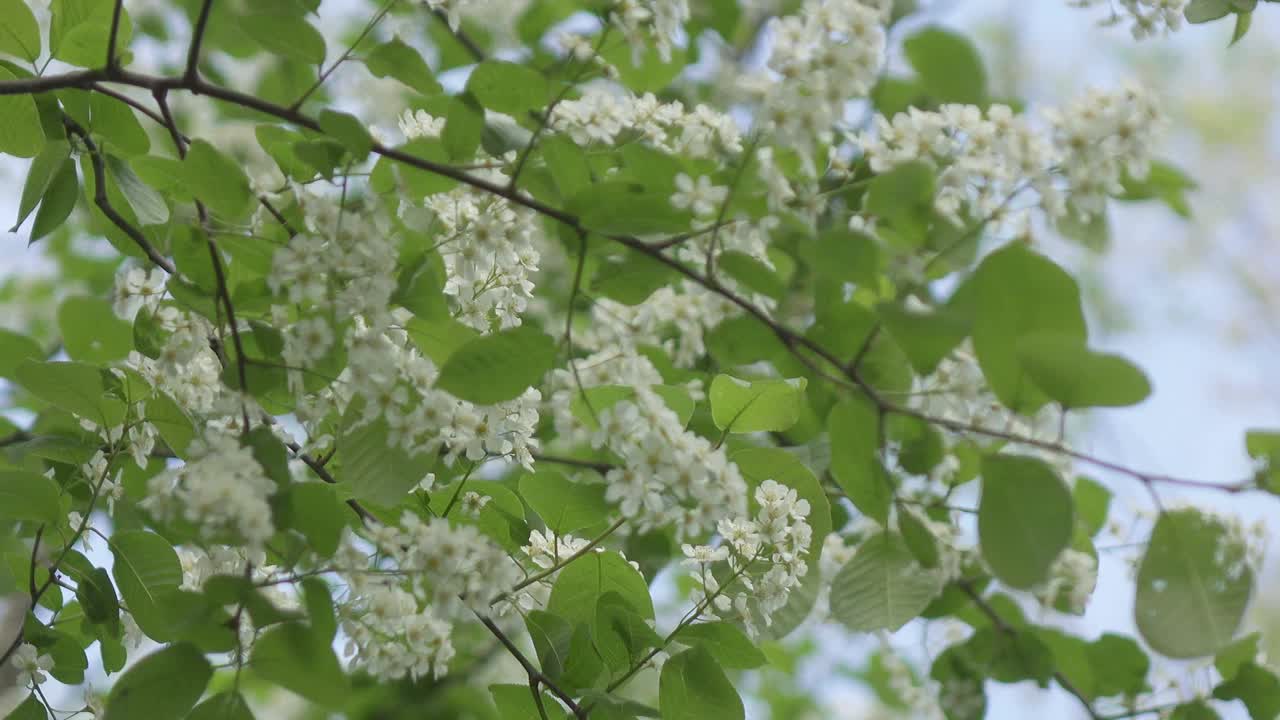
[550, 86, 743, 159]
[610, 0, 690, 63]
[741, 0, 888, 172]
[1067, 0, 1188, 39]
[336, 514, 521, 681]
[423, 184, 542, 331]
[111, 264, 166, 319]
[859, 84, 1164, 229]
[141, 431, 278, 550]
[683, 480, 813, 636]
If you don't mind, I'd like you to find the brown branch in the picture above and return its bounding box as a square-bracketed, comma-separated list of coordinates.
[186, 0, 216, 82]
[106, 0, 126, 70]
[62, 115, 176, 273]
[0, 67, 1261, 498]
[473, 611, 586, 719]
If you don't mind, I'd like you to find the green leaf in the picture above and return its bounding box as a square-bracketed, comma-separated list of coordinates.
[75, 566, 120, 624]
[102, 643, 212, 720]
[1120, 160, 1196, 218]
[591, 249, 677, 305]
[518, 471, 608, 535]
[828, 397, 889, 524]
[0, 328, 43, 379]
[0, 0, 41, 61]
[569, 182, 693, 235]
[250, 622, 349, 708]
[90, 94, 150, 157]
[364, 37, 442, 95]
[490, 684, 568, 720]
[709, 374, 807, 433]
[1214, 662, 1280, 720]
[14, 359, 128, 426]
[864, 161, 934, 241]
[898, 507, 940, 569]
[542, 134, 591, 199]
[241, 11, 325, 66]
[28, 155, 77, 243]
[0, 470, 61, 524]
[525, 610, 574, 683]
[830, 532, 943, 632]
[435, 325, 556, 405]
[51, 0, 132, 68]
[903, 27, 988, 105]
[1087, 634, 1150, 698]
[442, 94, 483, 161]
[405, 314, 478, 366]
[13, 140, 71, 231]
[659, 646, 745, 720]
[967, 243, 1087, 412]
[109, 531, 183, 642]
[467, 60, 547, 114]
[182, 140, 253, 219]
[58, 296, 133, 364]
[107, 156, 169, 225]
[1169, 701, 1223, 720]
[186, 692, 255, 720]
[318, 109, 372, 161]
[877, 303, 970, 375]
[548, 551, 654, 624]
[1135, 509, 1254, 659]
[1185, 0, 1233, 23]
[978, 454, 1074, 589]
[674, 622, 768, 670]
[1073, 476, 1112, 537]
[4, 695, 47, 720]
[0, 67, 45, 158]
[280, 483, 346, 557]
[146, 390, 194, 457]
[339, 409, 435, 505]
[1016, 334, 1151, 408]
[595, 591, 661, 671]
[1216, 632, 1261, 682]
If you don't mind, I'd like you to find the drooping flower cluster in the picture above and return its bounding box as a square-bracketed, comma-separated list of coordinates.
[141, 431, 278, 550]
[609, 0, 690, 63]
[589, 387, 749, 538]
[336, 514, 522, 681]
[422, 185, 542, 332]
[858, 84, 1165, 229]
[683, 480, 813, 636]
[1033, 548, 1099, 614]
[1066, 0, 1188, 39]
[550, 86, 743, 160]
[741, 0, 888, 171]
[579, 282, 741, 366]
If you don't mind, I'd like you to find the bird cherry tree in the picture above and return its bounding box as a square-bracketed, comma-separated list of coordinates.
[0, 1, 1277, 719]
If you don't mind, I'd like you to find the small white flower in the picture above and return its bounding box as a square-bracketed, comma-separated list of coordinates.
[670, 173, 728, 217]
[11, 643, 54, 687]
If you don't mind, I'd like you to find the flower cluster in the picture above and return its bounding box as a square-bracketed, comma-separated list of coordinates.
[682, 480, 813, 636]
[1033, 548, 1099, 614]
[111, 265, 166, 319]
[336, 514, 521, 681]
[1066, 0, 1188, 39]
[550, 86, 743, 160]
[580, 282, 740, 366]
[423, 184, 541, 332]
[610, 0, 690, 63]
[741, 0, 887, 171]
[858, 84, 1165, 229]
[141, 431, 278, 550]
[10, 644, 54, 688]
[590, 387, 749, 538]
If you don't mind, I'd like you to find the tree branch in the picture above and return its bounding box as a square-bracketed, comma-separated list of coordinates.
[62, 115, 176, 273]
[186, 0, 216, 82]
[473, 611, 586, 719]
[106, 0, 126, 69]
